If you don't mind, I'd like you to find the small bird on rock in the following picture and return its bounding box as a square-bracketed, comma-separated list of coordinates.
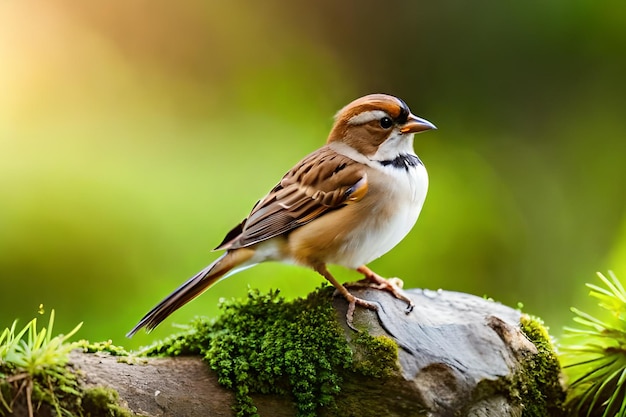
[127, 94, 435, 336]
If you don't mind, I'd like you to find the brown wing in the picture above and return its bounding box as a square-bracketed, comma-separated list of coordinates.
[215, 146, 368, 250]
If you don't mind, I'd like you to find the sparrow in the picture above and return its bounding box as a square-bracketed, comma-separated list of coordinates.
[127, 93, 435, 337]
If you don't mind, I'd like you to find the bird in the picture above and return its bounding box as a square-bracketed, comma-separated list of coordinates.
[127, 93, 436, 337]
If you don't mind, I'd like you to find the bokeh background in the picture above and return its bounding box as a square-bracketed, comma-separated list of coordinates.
[1, 1, 625, 349]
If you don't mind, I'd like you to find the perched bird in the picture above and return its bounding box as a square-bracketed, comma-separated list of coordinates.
[127, 94, 435, 337]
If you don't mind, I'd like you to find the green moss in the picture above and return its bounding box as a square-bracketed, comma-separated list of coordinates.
[0, 363, 135, 417]
[145, 286, 398, 417]
[516, 314, 565, 417]
[81, 386, 134, 417]
[76, 340, 130, 357]
[0, 367, 133, 417]
[350, 332, 398, 378]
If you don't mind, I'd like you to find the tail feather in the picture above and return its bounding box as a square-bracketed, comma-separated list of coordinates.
[126, 248, 254, 337]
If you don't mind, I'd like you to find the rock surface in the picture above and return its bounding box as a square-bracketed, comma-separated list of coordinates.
[334, 287, 543, 416]
[10, 287, 560, 416]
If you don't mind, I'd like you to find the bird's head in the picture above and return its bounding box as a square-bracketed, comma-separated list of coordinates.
[327, 94, 436, 160]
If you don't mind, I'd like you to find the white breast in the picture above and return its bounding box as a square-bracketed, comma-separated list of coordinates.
[349, 163, 428, 267]
[327, 141, 428, 268]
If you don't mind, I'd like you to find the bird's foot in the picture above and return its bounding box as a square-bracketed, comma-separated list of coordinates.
[314, 263, 379, 331]
[355, 266, 415, 314]
[344, 294, 378, 331]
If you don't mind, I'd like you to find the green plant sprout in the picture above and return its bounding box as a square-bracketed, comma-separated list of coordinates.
[561, 271, 626, 417]
[0, 308, 82, 417]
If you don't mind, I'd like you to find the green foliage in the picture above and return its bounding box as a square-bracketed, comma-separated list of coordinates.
[0, 309, 133, 417]
[561, 271, 626, 417]
[0, 310, 82, 375]
[145, 286, 399, 417]
[0, 309, 83, 416]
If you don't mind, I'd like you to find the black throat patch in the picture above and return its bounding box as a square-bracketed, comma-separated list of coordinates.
[378, 154, 422, 171]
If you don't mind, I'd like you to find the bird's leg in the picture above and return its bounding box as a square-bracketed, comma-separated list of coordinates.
[356, 265, 415, 314]
[314, 264, 378, 331]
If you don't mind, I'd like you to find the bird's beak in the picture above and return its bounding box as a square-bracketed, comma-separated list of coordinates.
[400, 114, 437, 134]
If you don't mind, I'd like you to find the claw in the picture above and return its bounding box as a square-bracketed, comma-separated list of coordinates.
[405, 302, 414, 314]
[355, 266, 415, 313]
[345, 294, 378, 331]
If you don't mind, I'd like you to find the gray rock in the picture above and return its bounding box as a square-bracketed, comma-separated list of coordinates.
[333, 287, 556, 417]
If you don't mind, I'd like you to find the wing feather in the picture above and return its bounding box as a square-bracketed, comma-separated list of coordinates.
[216, 146, 367, 250]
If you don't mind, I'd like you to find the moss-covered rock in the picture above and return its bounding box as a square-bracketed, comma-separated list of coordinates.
[81, 387, 134, 417]
[0, 370, 133, 417]
[2, 287, 567, 416]
[517, 315, 566, 417]
[145, 286, 399, 417]
[142, 286, 569, 416]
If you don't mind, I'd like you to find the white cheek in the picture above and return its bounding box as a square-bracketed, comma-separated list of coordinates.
[329, 132, 417, 167]
[370, 131, 416, 161]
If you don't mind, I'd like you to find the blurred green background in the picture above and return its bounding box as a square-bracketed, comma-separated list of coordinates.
[1, 1, 625, 349]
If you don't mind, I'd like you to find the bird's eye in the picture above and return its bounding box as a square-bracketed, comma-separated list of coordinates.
[379, 117, 393, 129]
